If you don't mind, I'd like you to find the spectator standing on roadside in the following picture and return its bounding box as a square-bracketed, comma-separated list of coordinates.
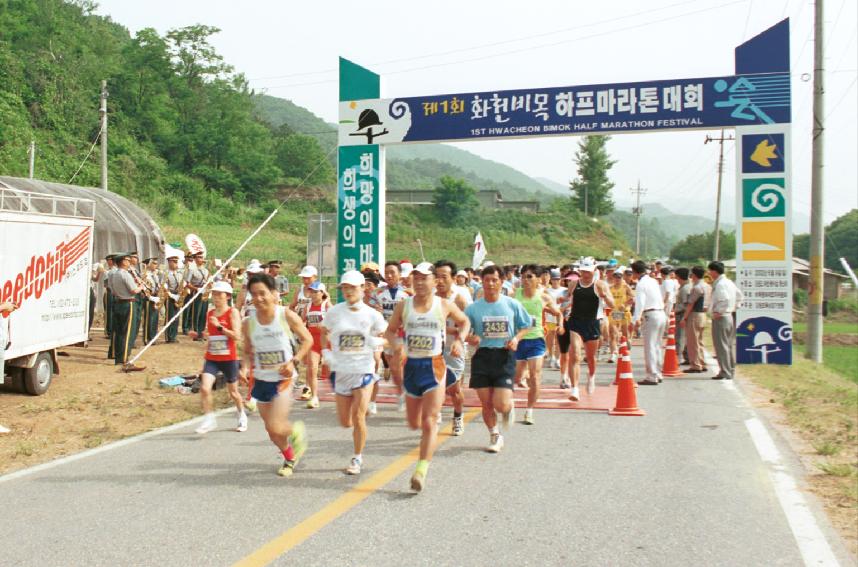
[708, 261, 743, 380]
[673, 268, 691, 364]
[681, 266, 712, 373]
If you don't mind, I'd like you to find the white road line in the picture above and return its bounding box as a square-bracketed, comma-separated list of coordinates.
[744, 417, 840, 567]
[0, 407, 235, 484]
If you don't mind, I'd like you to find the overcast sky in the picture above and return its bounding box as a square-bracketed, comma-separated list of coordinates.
[96, 0, 857, 231]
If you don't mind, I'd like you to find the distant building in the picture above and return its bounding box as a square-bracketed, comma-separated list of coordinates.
[387, 189, 539, 213]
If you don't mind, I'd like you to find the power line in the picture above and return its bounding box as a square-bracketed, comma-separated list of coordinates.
[248, 0, 717, 82]
[256, 0, 746, 90]
[67, 125, 103, 185]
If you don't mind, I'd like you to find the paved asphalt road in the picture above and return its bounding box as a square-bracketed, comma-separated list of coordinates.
[0, 347, 851, 567]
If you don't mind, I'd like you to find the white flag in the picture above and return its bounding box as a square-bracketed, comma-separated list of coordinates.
[472, 232, 487, 270]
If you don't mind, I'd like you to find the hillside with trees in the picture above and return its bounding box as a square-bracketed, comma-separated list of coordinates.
[1, 0, 632, 268]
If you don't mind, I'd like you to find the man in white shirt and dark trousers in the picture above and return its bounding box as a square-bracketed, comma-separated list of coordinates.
[631, 260, 666, 385]
[708, 261, 743, 380]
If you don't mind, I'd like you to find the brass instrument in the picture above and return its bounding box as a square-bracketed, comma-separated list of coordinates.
[131, 270, 153, 298]
[176, 286, 190, 308]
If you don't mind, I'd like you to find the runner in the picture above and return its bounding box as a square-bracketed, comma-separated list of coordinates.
[565, 260, 615, 401]
[195, 282, 246, 434]
[555, 270, 577, 389]
[376, 261, 411, 408]
[544, 268, 565, 369]
[302, 280, 331, 409]
[361, 271, 384, 416]
[235, 261, 264, 412]
[513, 265, 562, 425]
[385, 262, 470, 491]
[608, 268, 635, 361]
[289, 265, 317, 397]
[465, 265, 533, 454]
[320, 270, 387, 475]
[434, 260, 472, 436]
[242, 273, 313, 477]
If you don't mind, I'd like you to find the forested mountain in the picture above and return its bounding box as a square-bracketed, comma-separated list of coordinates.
[252, 93, 554, 202]
[0, 0, 332, 220]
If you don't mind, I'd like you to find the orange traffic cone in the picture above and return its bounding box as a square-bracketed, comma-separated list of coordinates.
[612, 336, 628, 385]
[662, 312, 684, 377]
[609, 350, 646, 416]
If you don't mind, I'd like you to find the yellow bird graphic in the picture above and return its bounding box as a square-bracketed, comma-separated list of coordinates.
[750, 139, 779, 167]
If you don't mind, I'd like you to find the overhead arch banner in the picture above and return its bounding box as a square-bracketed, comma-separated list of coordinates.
[337, 19, 792, 363]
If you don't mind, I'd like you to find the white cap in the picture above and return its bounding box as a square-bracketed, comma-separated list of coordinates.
[456, 270, 468, 278]
[299, 265, 318, 278]
[400, 262, 414, 277]
[579, 260, 596, 272]
[246, 261, 263, 273]
[339, 270, 365, 287]
[211, 281, 233, 295]
[413, 262, 435, 275]
[613, 268, 625, 276]
[482, 260, 495, 267]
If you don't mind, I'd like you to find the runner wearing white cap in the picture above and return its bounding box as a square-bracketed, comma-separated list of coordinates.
[385, 262, 470, 491]
[195, 281, 246, 434]
[302, 280, 331, 409]
[320, 270, 387, 475]
[608, 268, 635, 361]
[544, 268, 565, 369]
[566, 260, 615, 400]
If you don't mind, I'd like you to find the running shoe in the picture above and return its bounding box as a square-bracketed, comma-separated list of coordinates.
[367, 401, 378, 416]
[288, 421, 308, 465]
[306, 396, 319, 409]
[245, 398, 257, 413]
[560, 378, 571, 389]
[236, 412, 248, 432]
[195, 414, 217, 434]
[410, 470, 425, 492]
[486, 433, 504, 453]
[587, 374, 596, 394]
[346, 457, 362, 475]
[569, 386, 580, 402]
[501, 406, 514, 430]
[277, 460, 295, 477]
[299, 386, 312, 401]
[397, 394, 406, 412]
[608, 353, 616, 363]
[452, 416, 464, 436]
[523, 408, 534, 425]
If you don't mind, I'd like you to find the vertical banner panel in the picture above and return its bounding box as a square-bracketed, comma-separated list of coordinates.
[735, 124, 792, 364]
[337, 145, 383, 275]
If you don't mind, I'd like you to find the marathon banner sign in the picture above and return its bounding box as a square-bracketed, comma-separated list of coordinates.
[336, 145, 385, 275]
[338, 73, 790, 146]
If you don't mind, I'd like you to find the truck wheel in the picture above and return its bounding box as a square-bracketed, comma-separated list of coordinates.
[24, 352, 53, 395]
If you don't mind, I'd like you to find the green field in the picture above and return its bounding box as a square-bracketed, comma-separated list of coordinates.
[794, 344, 858, 384]
[793, 321, 858, 335]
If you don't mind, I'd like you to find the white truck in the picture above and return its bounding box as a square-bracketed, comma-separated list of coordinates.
[1, 189, 95, 395]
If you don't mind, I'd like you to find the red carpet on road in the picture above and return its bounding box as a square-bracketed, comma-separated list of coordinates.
[306, 378, 618, 412]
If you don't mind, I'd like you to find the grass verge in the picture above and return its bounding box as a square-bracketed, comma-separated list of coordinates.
[739, 357, 857, 553]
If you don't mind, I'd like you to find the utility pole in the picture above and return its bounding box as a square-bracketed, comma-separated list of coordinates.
[584, 186, 589, 217]
[807, 0, 825, 362]
[100, 80, 108, 191]
[704, 129, 734, 260]
[28, 141, 35, 179]
[630, 180, 647, 256]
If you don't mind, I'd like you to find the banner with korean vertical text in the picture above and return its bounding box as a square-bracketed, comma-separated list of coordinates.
[336, 145, 385, 276]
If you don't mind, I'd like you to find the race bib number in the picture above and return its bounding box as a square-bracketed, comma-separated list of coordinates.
[257, 350, 286, 370]
[339, 333, 366, 353]
[483, 316, 510, 339]
[406, 334, 436, 356]
[207, 336, 229, 356]
[307, 312, 324, 326]
[612, 311, 625, 321]
[382, 301, 396, 314]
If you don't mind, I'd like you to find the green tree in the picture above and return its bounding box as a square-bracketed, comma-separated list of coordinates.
[793, 209, 858, 272]
[569, 135, 615, 216]
[670, 230, 736, 263]
[273, 128, 335, 186]
[433, 176, 479, 223]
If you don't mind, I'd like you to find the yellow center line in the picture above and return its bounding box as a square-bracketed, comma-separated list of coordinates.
[232, 408, 481, 567]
